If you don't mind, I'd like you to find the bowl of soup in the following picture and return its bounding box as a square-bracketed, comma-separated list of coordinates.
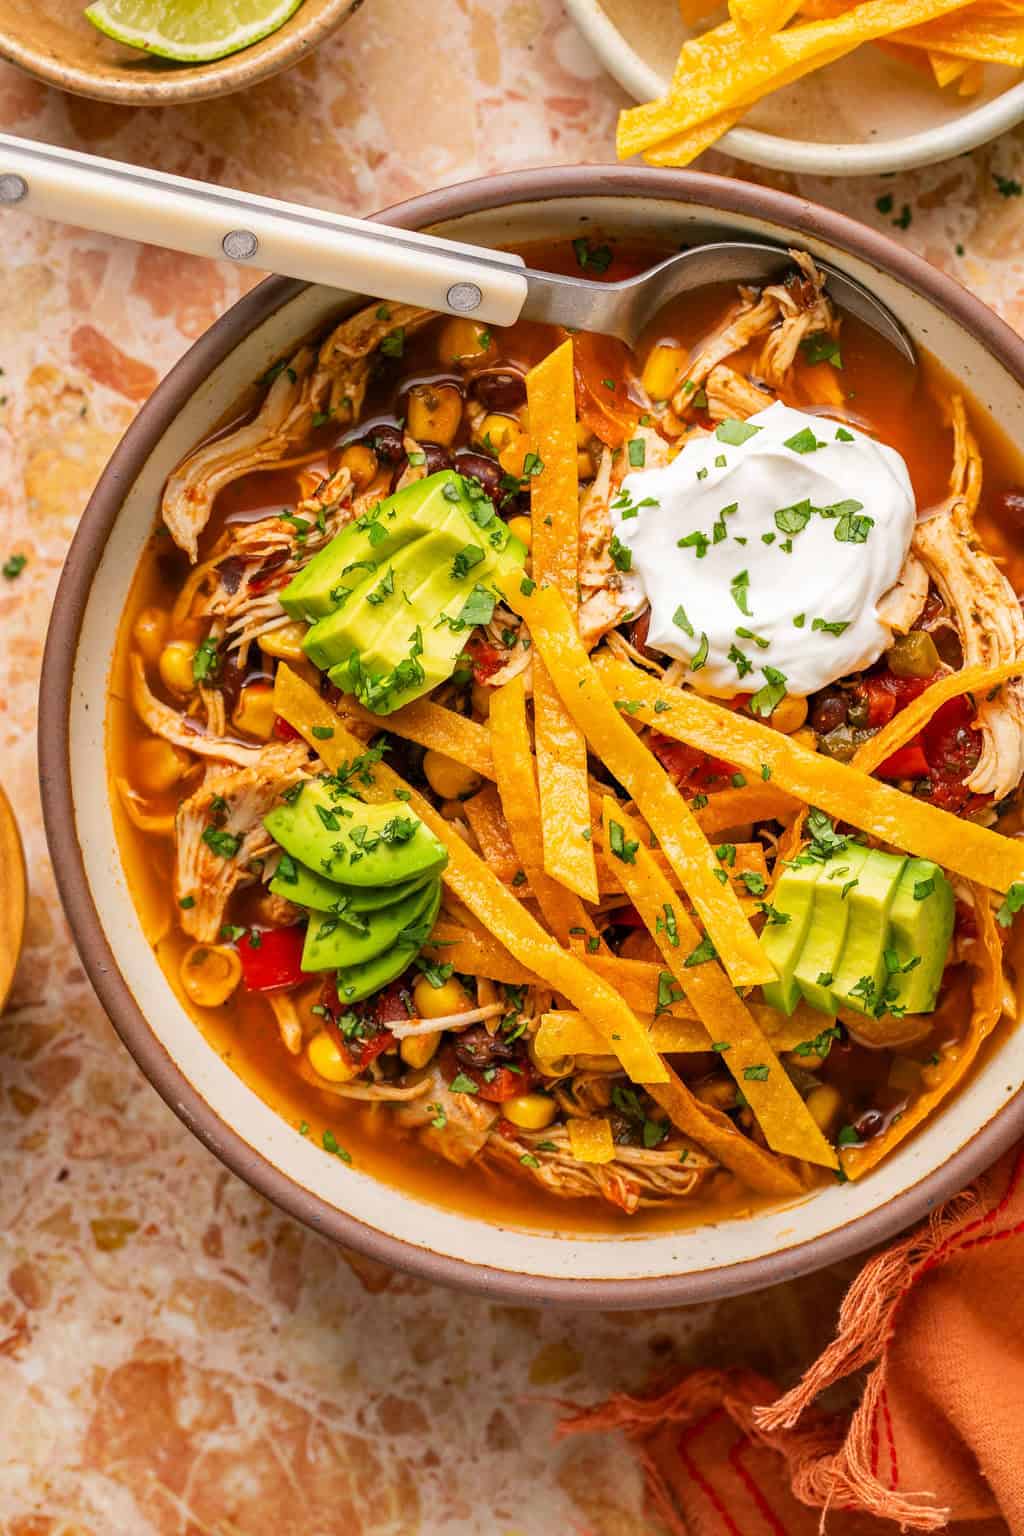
[40, 167, 1024, 1305]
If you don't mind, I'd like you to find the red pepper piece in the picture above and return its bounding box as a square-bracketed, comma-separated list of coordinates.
[238, 925, 306, 991]
[273, 715, 302, 742]
[874, 741, 930, 780]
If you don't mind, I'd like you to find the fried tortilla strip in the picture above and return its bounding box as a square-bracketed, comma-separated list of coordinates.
[618, 0, 974, 158]
[463, 785, 522, 884]
[527, 341, 599, 903]
[841, 887, 1004, 1178]
[694, 784, 802, 834]
[601, 798, 837, 1170]
[490, 676, 601, 945]
[273, 664, 667, 1084]
[501, 579, 776, 986]
[343, 695, 494, 780]
[567, 1117, 617, 1165]
[594, 653, 1024, 894]
[853, 659, 1024, 775]
[536, 1008, 825, 1061]
[897, 10, 1024, 60]
[423, 919, 541, 986]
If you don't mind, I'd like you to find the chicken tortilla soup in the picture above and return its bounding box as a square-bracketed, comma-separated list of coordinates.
[108, 240, 1024, 1230]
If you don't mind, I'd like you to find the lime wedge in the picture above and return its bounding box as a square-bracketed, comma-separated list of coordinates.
[84, 0, 304, 62]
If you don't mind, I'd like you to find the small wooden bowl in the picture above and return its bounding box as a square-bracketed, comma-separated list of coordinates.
[0, 0, 364, 106]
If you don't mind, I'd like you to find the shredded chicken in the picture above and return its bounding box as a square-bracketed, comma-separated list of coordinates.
[877, 550, 930, 634]
[175, 754, 308, 941]
[393, 1063, 500, 1166]
[267, 992, 303, 1055]
[578, 425, 670, 649]
[758, 251, 837, 389]
[668, 251, 838, 417]
[485, 1125, 716, 1214]
[912, 397, 1024, 797]
[185, 471, 356, 663]
[162, 301, 432, 561]
[130, 653, 295, 770]
[704, 364, 774, 422]
[669, 290, 779, 416]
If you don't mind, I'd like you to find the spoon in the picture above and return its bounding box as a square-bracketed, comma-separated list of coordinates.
[0, 785, 26, 1012]
[0, 131, 915, 362]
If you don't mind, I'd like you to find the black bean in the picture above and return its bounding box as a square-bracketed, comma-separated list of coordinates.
[454, 1025, 519, 1069]
[472, 368, 527, 413]
[853, 1108, 886, 1142]
[367, 424, 405, 463]
[810, 688, 848, 735]
[454, 451, 503, 507]
[420, 443, 453, 475]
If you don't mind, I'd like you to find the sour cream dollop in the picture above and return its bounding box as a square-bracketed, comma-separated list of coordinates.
[612, 402, 915, 706]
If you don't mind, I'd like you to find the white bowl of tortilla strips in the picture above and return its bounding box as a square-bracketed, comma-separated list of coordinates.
[41, 167, 1024, 1305]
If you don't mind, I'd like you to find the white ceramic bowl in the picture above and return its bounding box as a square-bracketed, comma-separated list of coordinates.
[566, 0, 1024, 176]
[41, 167, 1024, 1306]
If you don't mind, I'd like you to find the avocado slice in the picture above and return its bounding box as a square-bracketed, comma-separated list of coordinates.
[300, 876, 439, 972]
[333, 882, 443, 1004]
[794, 843, 870, 1016]
[831, 848, 908, 1015]
[280, 470, 523, 623]
[329, 578, 501, 715]
[886, 859, 955, 1014]
[269, 855, 432, 915]
[302, 527, 474, 671]
[760, 858, 825, 1014]
[264, 784, 448, 888]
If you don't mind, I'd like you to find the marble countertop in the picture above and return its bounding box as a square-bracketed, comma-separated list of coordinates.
[2, 3, 1024, 1529]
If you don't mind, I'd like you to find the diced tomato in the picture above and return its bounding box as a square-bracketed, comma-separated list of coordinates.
[350, 1029, 395, 1069]
[649, 733, 735, 793]
[874, 742, 929, 780]
[922, 695, 981, 781]
[273, 715, 302, 742]
[465, 633, 504, 684]
[463, 1064, 534, 1102]
[371, 977, 414, 1027]
[238, 924, 305, 991]
[856, 670, 933, 729]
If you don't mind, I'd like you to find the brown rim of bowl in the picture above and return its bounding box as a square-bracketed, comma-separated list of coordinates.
[0, 0, 363, 107]
[40, 165, 1024, 1308]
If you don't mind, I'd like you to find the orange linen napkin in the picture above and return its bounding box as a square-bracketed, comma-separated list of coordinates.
[561, 1143, 1024, 1533]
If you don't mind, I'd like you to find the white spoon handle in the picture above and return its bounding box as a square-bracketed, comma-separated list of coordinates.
[0, 132, 530, 325]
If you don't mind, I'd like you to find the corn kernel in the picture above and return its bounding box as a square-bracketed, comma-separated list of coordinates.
[506, 515, 532, 551]
[338, 442, 379, 491]
[412, 974, 472, 1020]
[806, 1083, 843, 1133]
[499, 431, 531, 480]
[438, 317, 494, 366]
[577, 448, 594, 480]
[132, 606, 168, 664]
[158, 640, 197, 695]
[503, 1093, 558, 1132]
[180, 944, 242, 1008]
[642, 342, 687, 403]
[232, 683, 276, 741]
[407, 383, 463, 446]
[423, 749, 482, 802]
[134, 736, 192, 795]
[259, 620, 309, 663]
[307, 1030, 358, 1083]
[770, 695, 809, 735]
[400, 1031, 441, 1069]
[476, 413, 518, 455]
